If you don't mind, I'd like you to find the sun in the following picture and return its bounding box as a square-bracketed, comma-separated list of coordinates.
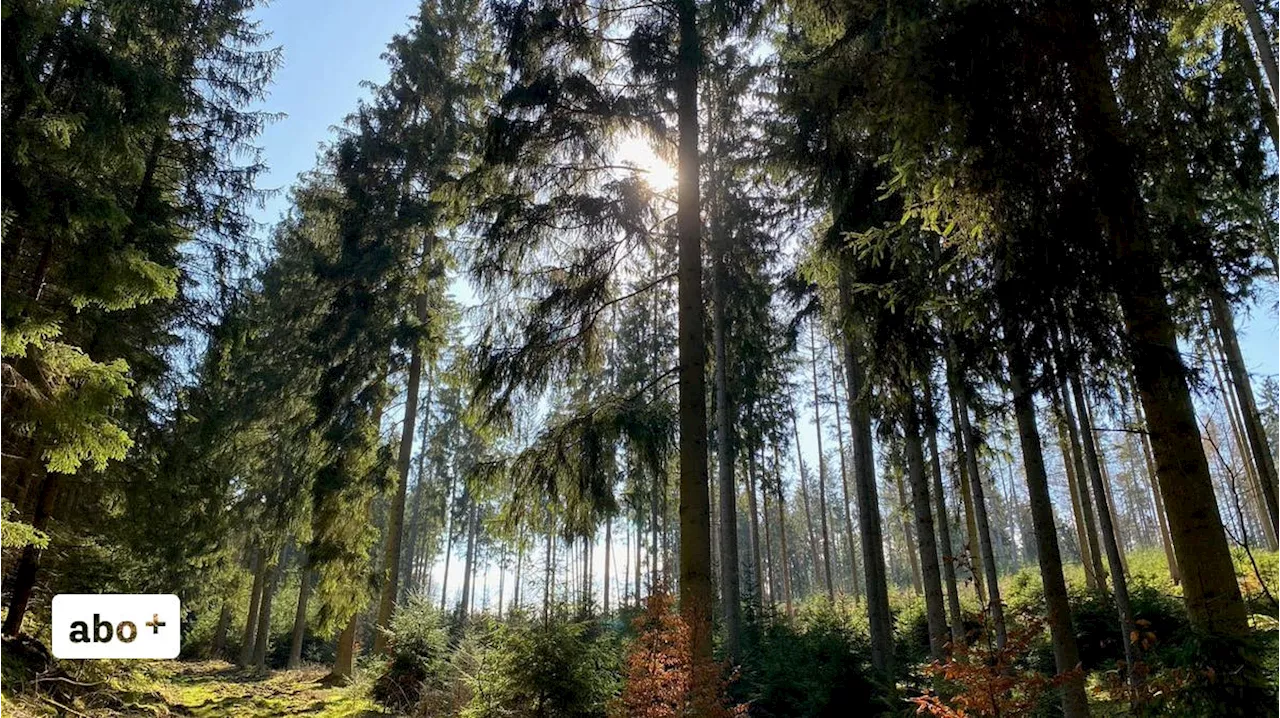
[614, 132, 678, 192]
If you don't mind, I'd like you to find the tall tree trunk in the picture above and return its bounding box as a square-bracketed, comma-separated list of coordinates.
[893, 467, 924, 595]
[953, 381, 1008, 648]
[948, 388, 986, 604]
[1129, 379, 1180, 583]
[791, 407, 823, 593]
[925, 383, 965, 646]
[544, 515, 555, 623]
[746, 448, 764, 609]
[459, 494, 477, 621]
[603, 519, 611, 615]
[838, 265, 893, 673]
[1210, 288, 1279, 534]
[253, 544, 284, 670]
[438, 470, 457, 612]
[1070, 375, 1139, 685]
[1051, 384, 1098, 589]
[673, 0, 713, 672]
[1210, 327, 1276, 548]
[711, 223, 741, 655]
[762, 458, 777, 606]
[634, 502, 643, 603]
[1056, 366, 1108, 588]
[513, 523, 525, 613]
[2, 470, 59, 637]
[1237, 0, 1279, 106]
[829, 337, 861, 599]
[329, 615, 357, 683]
[1091, 429, 1130, 573]
[772, 442, 795, 619]
[1227, 25, 1280, 150]
[213, 601, 233, 660]
[289, 562, 312, 669]
[904, 403, 950, 659]
[809, 325, 836, 602]
[1066, 1, 1248, 639]
[1002, 320, 1090, 718]
[374, 314, 427, 654]
[238, 547, 267, 667]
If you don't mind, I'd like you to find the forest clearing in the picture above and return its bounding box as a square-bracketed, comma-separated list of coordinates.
[2, 0, 1278, 715]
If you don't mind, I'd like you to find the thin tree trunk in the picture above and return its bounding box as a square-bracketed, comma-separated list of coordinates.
[1052, 384, 1098, 588]
[1238, 0, 1279, 106]
[1066, 2, 1249, 639]
[791, 407, 822, 593]
[1210, 288, 1279, 534]
[1228, 25, 1280, 150]
[253, 543, 284, 670]
[771, 442, 795, 618]
[213, 601, 233, 660]
[762, 461, 777, 606]
[711, 223, 741, 655]
[904, 403, 949, 659]
[459, 495, 477, 621]
[954, 382, 1008, 648]
[925, 383, 965, 646]
[2, 470, 59, 637]
[374, 317, 427, 654]
[289, 561, 312, 669]
[838, 265, 893, 673]
[1211, 327, 1276, 549]
[438, 470, 457, 612]
[948, 388, 986, 604]
[746, 447, 764, 609]
[238, 547, 267, 667]
[892, 467, 923, 595]
[1003, 319, 1091, 718]
[1070, 375, 1139, 686]
[603, 518, 611, 615]
[1056, 366, 1108, 589]
[829, 337, 861, 600]
[544, 516, 554, 623]
[809, 325, 836, 602]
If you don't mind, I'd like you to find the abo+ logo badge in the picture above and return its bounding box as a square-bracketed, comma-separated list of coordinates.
[52, 594, 181, 659]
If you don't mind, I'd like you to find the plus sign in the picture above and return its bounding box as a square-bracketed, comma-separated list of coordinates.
[145, 614, 166, 635]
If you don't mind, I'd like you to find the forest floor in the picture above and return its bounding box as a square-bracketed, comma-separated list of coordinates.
[1, 660, 378, 717]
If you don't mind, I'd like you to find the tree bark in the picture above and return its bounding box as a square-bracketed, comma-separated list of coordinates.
[1238, 0, 1279, 106]
[904, 403, 950, 659]
[238, 546, 267, 667]
[2, 470, 59, 637]
[809, 325, 836, 602]
[947, 387, 986, 604]
[954, 382, 1008, 648]
[603, 519, 611, 615]
[828, 337, 861, 600]
[838, 265, 893, 673]
[893, 466, 924, 595]
[1128, 379, 1180, 583]
[673, 0, 713, 674]
[1070, 376, 1139, 686]
[924, 383, 965, 646]
[1065, 1, 1249, 639]
[1003, 323, 1090, 718]
[374, 306, 427, 654]
[328, 615, 357, 682]
[1210, 287, 1279, 534]
[1051, 384, 1098, 589]
[289, 562, 312, 669]
[790, 407, 823, 594]
[213, 600, 233, 660]
[1056, 367, 1108, 588]
[438, 469, 457, 612]
[746, 447, 764, 609]
[252, 544, 284, 670]
[711, 218, 741, 655]
[772, 443, 794, 618]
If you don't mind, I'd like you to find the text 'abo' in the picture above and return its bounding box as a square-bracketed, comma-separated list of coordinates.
[52, 594, 181, 659]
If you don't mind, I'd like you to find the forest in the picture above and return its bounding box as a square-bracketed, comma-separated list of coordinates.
[1, 0, 1278, 715]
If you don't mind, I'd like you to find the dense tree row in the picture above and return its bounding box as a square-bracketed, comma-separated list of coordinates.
[2, 0, 1276, 715]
